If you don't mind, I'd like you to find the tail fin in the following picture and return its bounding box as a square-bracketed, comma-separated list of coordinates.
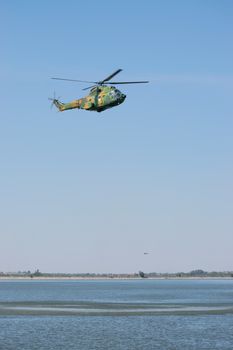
[51, 99, 64, 111]
[49, 93, 64, 111]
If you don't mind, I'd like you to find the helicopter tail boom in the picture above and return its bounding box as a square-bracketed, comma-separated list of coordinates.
[50, 97, 96, 112]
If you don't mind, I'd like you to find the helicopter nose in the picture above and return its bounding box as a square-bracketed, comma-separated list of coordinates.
[121, 94, 126, 100]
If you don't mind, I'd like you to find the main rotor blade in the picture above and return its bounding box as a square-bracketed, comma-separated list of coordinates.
[105, 81, 149, 85]
[51, 77, 97, 84]
[82, 85, 97, 90]
[100, 69, 122, 83]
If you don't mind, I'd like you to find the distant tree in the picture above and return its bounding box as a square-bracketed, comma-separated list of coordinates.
[33, 269, 42, 277]
[190, 269, 206, 276]
[139, 271, 146, 278]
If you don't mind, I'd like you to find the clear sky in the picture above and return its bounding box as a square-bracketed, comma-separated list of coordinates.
[1, 0, 233, 273]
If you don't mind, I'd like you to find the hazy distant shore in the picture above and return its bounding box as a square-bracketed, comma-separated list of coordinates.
[1, 276, 233, 281]
[1, 269, 233, 281]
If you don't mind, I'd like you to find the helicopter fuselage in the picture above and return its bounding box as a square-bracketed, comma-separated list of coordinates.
[56, 85, 126, 113]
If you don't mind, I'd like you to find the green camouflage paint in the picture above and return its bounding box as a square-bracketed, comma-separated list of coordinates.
[52, 86, 126, 113]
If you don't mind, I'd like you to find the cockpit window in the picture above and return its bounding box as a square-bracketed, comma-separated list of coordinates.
[109, 89, 121, 98]
[115, 90, 121, 97]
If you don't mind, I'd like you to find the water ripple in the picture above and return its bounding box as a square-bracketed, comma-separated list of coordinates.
[1, 301, 233, 316]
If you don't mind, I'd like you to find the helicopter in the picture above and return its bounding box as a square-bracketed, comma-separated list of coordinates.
[49, 69, 148, 113]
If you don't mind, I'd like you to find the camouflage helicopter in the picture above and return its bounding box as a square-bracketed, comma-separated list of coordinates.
[49, 69, 148, 113]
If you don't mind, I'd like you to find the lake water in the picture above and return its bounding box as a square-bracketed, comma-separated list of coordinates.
[0, 279, 233, 349]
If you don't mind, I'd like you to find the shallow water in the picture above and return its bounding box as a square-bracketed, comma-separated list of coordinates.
[0, 279, 233, 349]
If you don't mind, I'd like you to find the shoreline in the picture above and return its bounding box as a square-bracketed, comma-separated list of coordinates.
[1, 276, 233, 281]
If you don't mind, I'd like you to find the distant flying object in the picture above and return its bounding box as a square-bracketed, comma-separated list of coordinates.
[144, 252, 149, 255]
[49, 69, 149, 113]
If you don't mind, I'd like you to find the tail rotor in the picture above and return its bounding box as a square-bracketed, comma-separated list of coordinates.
[48, 91, 62, 110]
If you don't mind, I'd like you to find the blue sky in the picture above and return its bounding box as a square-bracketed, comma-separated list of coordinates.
[1, 0, 233, 273]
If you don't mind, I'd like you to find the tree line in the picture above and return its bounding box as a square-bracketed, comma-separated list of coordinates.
[0, 269, 233, 278]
